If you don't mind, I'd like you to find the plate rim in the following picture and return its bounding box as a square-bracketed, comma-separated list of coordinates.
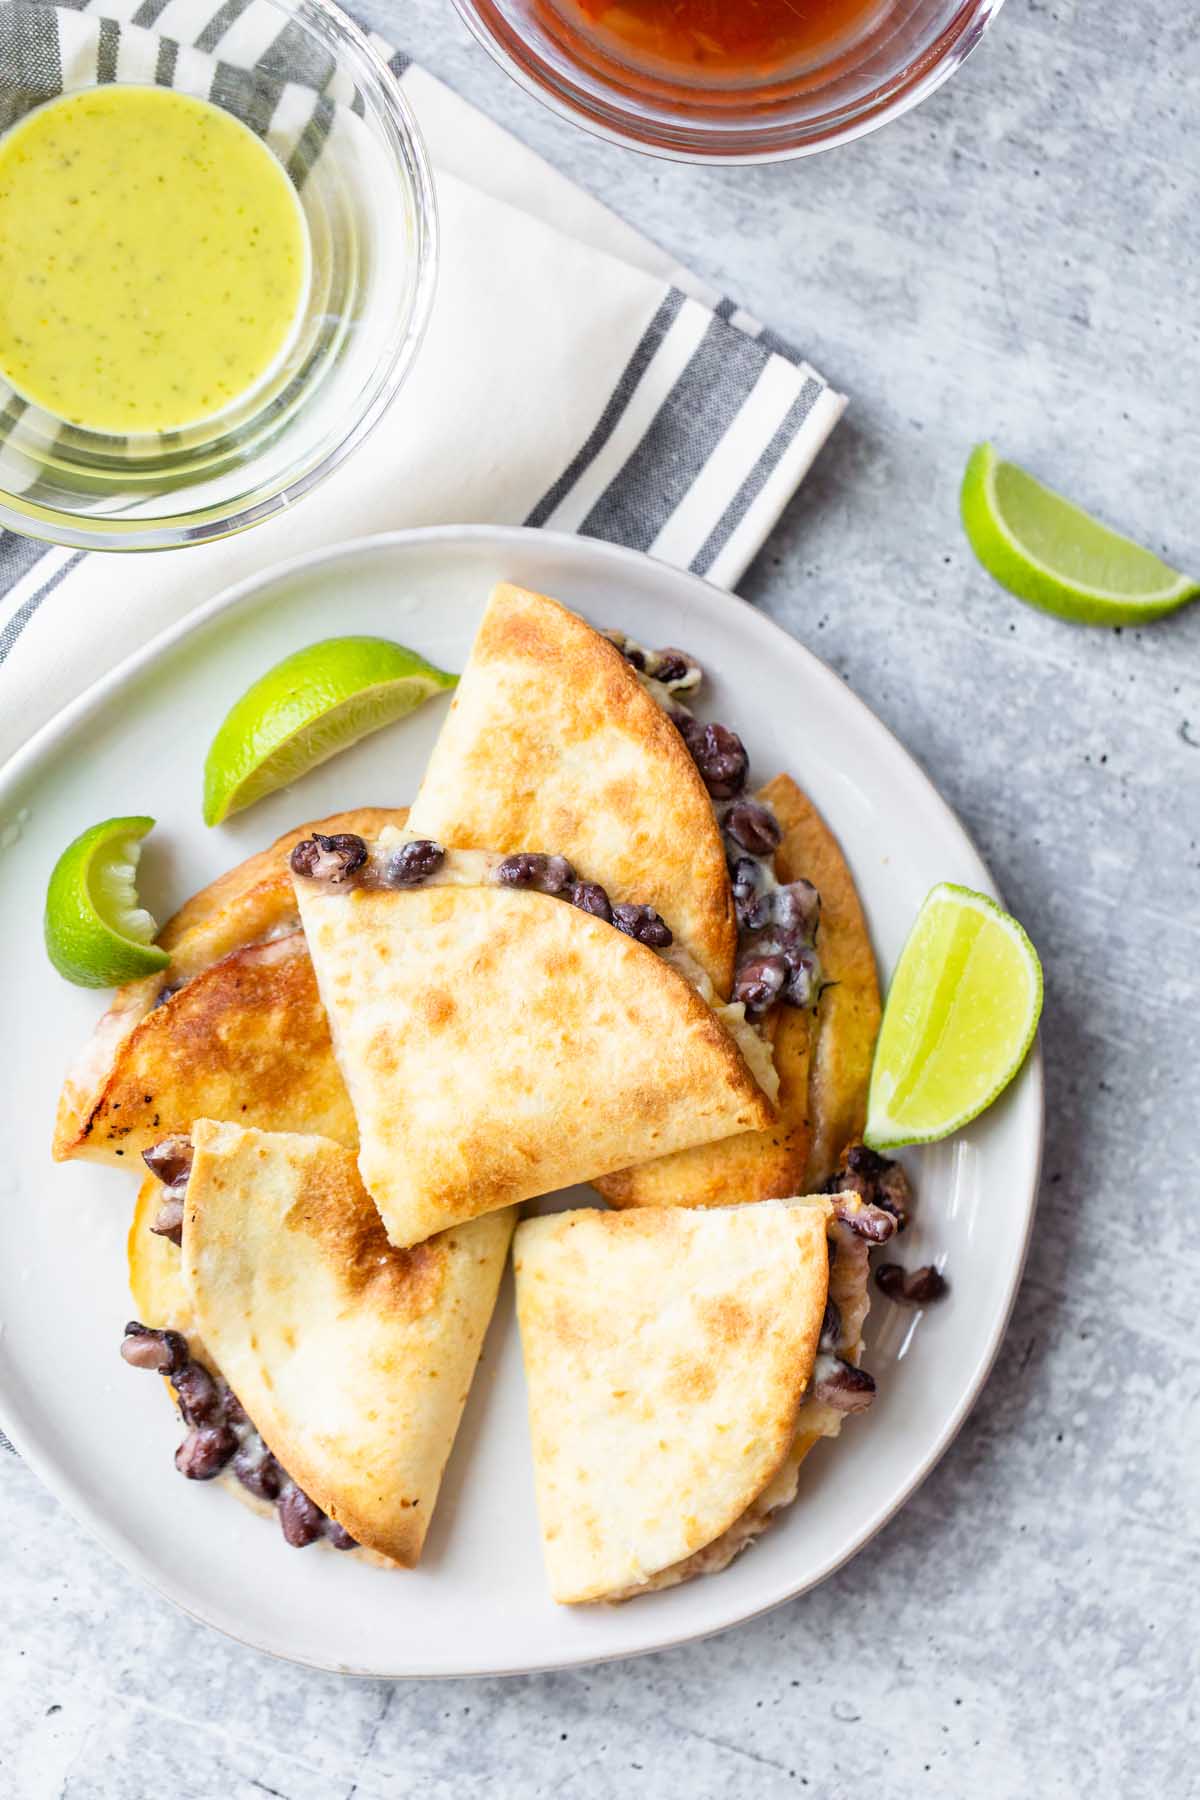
[0, 525, 1044, 1678]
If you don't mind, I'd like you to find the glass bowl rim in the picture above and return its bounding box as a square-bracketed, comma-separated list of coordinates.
[0, 0, 439, 553]
[449, 0, 1008, 165]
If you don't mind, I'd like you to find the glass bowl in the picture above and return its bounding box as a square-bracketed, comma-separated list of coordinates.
[0, 0, 437, 551]
[451, 0, 1006, 163]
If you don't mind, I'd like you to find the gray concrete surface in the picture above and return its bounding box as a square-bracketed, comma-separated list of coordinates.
[4, 1, 1198, 1795]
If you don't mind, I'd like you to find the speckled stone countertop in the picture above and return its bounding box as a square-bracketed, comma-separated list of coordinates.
[4, 2, 1197, 1795]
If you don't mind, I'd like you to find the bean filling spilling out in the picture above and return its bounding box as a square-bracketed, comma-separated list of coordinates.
[602, 630, 822, 1019]
[825, 1142, 948, 1310]
[290, 834, 675, 951]
[123, 1141, 357, 1553]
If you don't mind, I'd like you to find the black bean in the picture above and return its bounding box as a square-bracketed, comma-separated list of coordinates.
[120, 1321, 189, 1377]
[385, 839, 445, 886]
[150, 1196, 184, 1245]
[813, 1355, 877, 1413]
[825, 1143, 911, 1229]
[876, 1263, 948, 1305]
[496, 852, 576, 895]
[233, 1444, 283, 1501]
[279, 1485, 325, 1547]
[845, 1143, 889, 1180]
[732, 952, 787, 1013]
[729, 855, 769, 931]
[622, 645, 646, 671]
[141, 1135, 193, 1190]
[724, 799, 782, 857]
[876, 1161, 913, 1227]
[175, 1424, 237, 1480]
[611, 902, 673, 948]
[830, 1195, 899, 1244]
[223, 1390, 248, 1427]
[650, 648, 691, 685]
[289, 833, 368, 884]
[325, 1520, 358, 1551]
[778, 945, 818, 1009]
[173, 1360, 222, 1427]
[681, 720, 749, 800]
[769, 880, 820, 938]
[818, 1300, 842, 1353]
[571, 881, 612, 923]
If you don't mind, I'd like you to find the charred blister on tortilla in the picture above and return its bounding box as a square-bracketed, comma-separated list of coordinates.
[604, 629, 825, 1023]
[288, 835, 677, 949]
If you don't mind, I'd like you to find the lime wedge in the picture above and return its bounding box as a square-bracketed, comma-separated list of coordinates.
[45, 816, 170, 988]
[864, 883, 1042, 1151]
[203, 636, 457, 826]
[961, 443, 1199, 625]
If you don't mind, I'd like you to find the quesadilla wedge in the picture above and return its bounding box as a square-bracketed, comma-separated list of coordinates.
[292, 838, 775, 1248]
[596, 772, 880, 1206]
[405, 582, 736, 994]
[53, 807, 407, 1164]
[401, 581, 880, 1203]
[514, 1195, 885, 1605]
[125, 1120, 514, 1565]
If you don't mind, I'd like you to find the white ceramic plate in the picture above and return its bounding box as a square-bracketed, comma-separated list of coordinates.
[0, 528, 1042, 1677]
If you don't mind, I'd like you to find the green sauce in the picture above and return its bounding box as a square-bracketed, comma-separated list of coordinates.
[0, 85, 310, 434]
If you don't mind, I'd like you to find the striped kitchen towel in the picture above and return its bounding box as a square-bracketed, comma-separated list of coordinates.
[0, 0, 844, 768]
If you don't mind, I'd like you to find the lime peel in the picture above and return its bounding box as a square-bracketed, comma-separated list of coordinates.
[864, 882, 1042, 1151]
[45, 815, 171, 988]
[203, 636, 458, 826]
[961, 443, 1199, 626]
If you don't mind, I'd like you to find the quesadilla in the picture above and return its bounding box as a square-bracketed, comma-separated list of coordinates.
[405, 582, 736, 994]
[126, 1120, 514, 1565]
[293, 839, 775, 1249]
[596, 772, 880, 1207]
[53, 807, 407, 1164]
[403, 581, 880, 1204]
[514, 1196, 884, 1604]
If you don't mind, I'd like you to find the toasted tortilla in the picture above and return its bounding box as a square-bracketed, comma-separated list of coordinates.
[294, 876, 774, 1249]
[129, 1173, 199, 1346]
[405, 583, 737, 994]
[629, 1209, 875, 1595]
[53, 807, 407, 1164]
[513, 1201, 831, 1604]
[180, 1120, 515, 1567]
[596, 773, 881, 1207]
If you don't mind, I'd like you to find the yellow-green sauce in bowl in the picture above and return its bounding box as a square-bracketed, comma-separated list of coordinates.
[0, 85, 309, 435]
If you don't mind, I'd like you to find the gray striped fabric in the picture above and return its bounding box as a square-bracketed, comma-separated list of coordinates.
[0, 0, 842, 673]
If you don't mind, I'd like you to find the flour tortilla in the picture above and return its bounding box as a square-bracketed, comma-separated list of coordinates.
[53, 807, 407, 1164]
[179, 1120, 514, 1567]
[595, 773, 881, 1207]
[294, 875, 774, 1249]
[406, 583, 736, 994]
[513, 1201, 832, 1604]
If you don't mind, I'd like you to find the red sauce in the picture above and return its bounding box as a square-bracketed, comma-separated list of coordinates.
[542, 0, 889, 80]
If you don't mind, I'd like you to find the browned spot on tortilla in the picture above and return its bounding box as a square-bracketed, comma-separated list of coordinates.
[283, 1152, 448, 1317]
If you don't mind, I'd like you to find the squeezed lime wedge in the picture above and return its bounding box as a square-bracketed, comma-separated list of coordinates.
[203, 636, 457, 826]
[45, 815, 170, 988]
[961, 443, 1199, 625]
[864, 883, 1042, 1151]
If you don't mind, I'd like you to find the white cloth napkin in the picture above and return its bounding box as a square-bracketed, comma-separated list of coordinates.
[0, 0, 844, 768]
